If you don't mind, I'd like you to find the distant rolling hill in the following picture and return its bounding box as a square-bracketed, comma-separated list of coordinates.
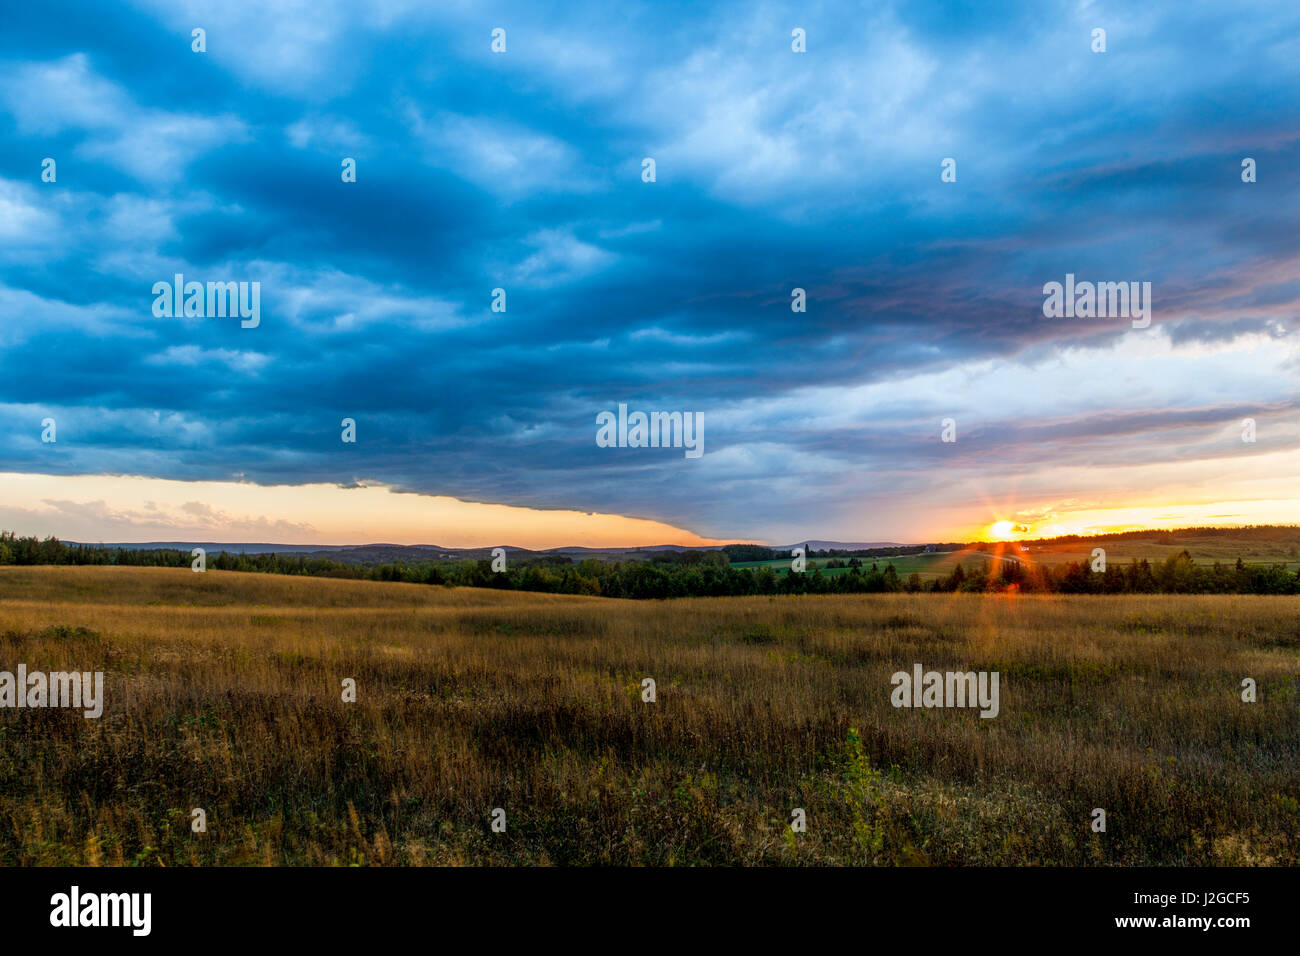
[65, 540, 728, 566]
[773, 540, 904, 551]
[63, 527, 1300, 571]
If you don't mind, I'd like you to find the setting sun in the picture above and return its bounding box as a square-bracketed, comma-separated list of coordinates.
[990, 521, 1016, 540]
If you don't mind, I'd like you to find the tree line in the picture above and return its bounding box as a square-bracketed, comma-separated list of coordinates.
[2, 532, 1298, 597]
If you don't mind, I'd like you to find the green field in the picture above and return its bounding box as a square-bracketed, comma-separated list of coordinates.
[733, 552, 1000, 579]
[735, 531, 1300, 580]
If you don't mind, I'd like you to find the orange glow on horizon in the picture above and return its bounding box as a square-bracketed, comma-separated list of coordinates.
[961, 503, 1300, 544]
[3, 473, 1299, 551]
[0, 472, 733, 550]
[989, 520, 1030, 541]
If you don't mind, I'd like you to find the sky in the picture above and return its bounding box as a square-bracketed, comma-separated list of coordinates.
[0, 0, 1297, 548]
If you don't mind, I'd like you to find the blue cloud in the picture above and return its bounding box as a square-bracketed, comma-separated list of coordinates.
[0, 0, 1297, 541]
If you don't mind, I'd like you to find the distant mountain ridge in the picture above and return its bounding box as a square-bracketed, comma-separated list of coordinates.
[774, 540, 904, 551]
[63, 540, 733, 565]
[52, 527, 1300, 568]
[70, 540, 904, 553]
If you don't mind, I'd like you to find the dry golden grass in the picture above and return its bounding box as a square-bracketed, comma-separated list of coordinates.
[1, 566, 1297, 866]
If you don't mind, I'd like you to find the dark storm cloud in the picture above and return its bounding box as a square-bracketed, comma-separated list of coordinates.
[0, 0, 1297, 538]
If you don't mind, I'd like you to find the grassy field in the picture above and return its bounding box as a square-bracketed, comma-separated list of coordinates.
[1017, 536, 1300, 573]
[732, 551, 1037, 579]
[735, 535, 1300, 580]
[733, 553, 967, 578]
[1, 565, 1298, 866]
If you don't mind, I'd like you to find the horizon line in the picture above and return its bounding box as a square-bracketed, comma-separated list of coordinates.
[22, 521, 1299, 553]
